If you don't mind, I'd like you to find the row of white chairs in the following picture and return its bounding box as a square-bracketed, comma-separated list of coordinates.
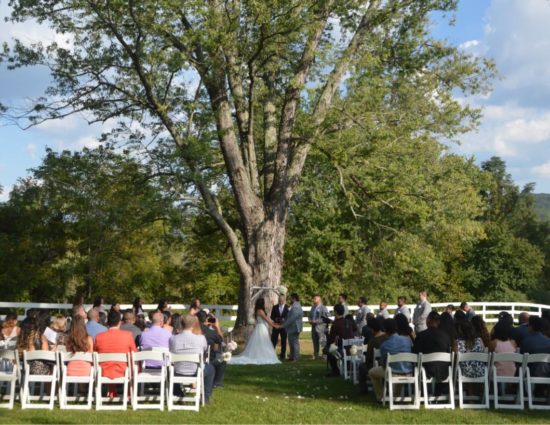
[0, 349, 205, 411]
[379, 351, 550, 410]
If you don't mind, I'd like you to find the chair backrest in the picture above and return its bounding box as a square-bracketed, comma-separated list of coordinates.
[24, 350, 57, 363]
[387, 352, 419, 364]
[342, 338, 364, 347]
[420, 352, 452, 364]
[95, 352, 129, 363]
[132, 351, 165, 363]
[524, 353, 550, 364]
[140, 346, 169, 353]
[169, 352, 202, 365]
[457, 352, 490, 363]
[491, 352, 524, 364]
[55, 345, 67, 353]
[60, 351, 94, 364]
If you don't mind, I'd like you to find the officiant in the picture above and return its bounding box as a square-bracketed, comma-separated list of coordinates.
[270, 294, 289, 361]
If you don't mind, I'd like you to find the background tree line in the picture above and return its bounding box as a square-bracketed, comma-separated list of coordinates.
[1, 146, 548, 305]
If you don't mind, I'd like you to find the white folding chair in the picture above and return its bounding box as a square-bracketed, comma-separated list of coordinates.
[373, 348, 381, 367]
[341, 338, 364, 381]
[524, 353, 550, 410]
[0, 350, 20, 409]
[20, 350, 58, 410]
[490, 352, 524, 409]
[420, 352, 455, 409]
[383, 353, 420, 410]
[167, 353, 204, 411]
[131, 351, 166, 410]
[58, 351, 94, 410]
[455, 352, 490, 409]
[95, 353, 130, 410]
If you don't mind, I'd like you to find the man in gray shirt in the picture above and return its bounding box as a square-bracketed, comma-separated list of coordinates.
[395, 296, 411, 322]
[120, 310, 142, 345]
[169, 314, 215, 403]
[412, 290, 432, 333]
[355, 297, 370, 333]
[308, 295, 329, 359]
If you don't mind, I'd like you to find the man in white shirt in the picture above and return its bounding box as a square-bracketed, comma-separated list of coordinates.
[169, 314, 215, 403]
[395, 296, 411, 322]
[338, 293, 349, 317]
[270, 294, 289, 360]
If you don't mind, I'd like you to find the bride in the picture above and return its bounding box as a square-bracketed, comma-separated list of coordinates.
[229, 298, 281, 365]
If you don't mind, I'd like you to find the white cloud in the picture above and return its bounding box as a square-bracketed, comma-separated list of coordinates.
[459, 39, 480, 50]
[25, 143, 37, 159]
[0, 184, 13, 202]
[532, 161, 550, 178]
[75, 136, 101, 150]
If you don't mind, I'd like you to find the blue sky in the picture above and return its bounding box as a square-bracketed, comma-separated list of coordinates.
[1, 0, 550, 201]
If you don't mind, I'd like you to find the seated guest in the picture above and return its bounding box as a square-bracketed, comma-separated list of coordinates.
[460, 302, 476, 320]
[169, 314, 215, 403]
[413, 312, 451, 382]
[395, 313, 414, 342]
[197, 310, 226, 388]
[48, 315, 68, 348]
[132, 297, 144, 317]
[109, 301, 121, 315]
[520, 316, 550, 378]
[120, 310, 142, 346]
[368, 318, 413, 402]
[16, 317, 51, 375]
[1, 312, 20, 343]
[489, 321, 517, 377]
[65, 316, 94, 376]
[326, 304, 356, 377]
[86, 308, 107, 341]
[140, 311, 171, 368]
[472, 316, 491, 348]
[72, 304, 87, 321]
[377, 302, 390, 319]
[171, 314, 183, 335]
[95, 311, 137, 396]
[439, 312, 457, 352]
[189, 298, 201, 316]
[361, 313, 376, 345]
[358, 316, 388, 394]
[163, 311, 174, 334]
[512, 312, 530, 346]
[456, 321, 485, 379]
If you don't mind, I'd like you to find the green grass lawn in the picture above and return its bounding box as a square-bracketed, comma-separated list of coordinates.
[1, 340, 548, 424]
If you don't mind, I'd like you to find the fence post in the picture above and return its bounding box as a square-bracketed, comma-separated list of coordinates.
[482, 303, 486, 321]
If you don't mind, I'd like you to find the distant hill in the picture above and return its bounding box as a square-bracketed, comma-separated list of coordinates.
[534, 193, 550, 221]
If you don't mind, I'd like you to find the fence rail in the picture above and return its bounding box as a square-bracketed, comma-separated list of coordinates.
[1, 301, 548, 332]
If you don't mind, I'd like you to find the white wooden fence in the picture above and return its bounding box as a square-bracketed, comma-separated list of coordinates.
[1, 301, 548, 332]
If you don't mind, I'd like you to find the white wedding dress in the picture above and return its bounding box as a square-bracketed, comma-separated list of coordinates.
[229, 315, 281, 365]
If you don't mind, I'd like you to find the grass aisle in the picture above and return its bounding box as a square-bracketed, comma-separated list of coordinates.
[1, 356, 549, 424]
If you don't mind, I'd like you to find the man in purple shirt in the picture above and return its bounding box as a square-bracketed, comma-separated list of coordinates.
[140, 311, 171, 368]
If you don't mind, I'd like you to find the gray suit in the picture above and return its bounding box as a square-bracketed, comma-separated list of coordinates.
[282, 301, 303, 360]
[412, 300, 432, 333]
[309, 304, 329, 358]
[355, 305, 370, 334]
[395, 305, 411, 322]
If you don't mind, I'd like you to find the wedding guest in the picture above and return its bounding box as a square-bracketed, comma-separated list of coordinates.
[86, 308, 107, 341]
[16, 317, 51, 375]
[48, 315, 68, 348]
[95, 310, 137, 397]
[72, 295, 85, 309]
[308, 295, 328, 359]
[358, 316, 388, 394]
[197, 311, 226, 388]
[489, 321, 517, 377]
[460, 302, 476, 320]
[472, 316, 491, 348]
[413, 312, 451, 384]
[439, 312, 457, 352]
[361, 313, 376, 344]
[271, 294, 289, 361]
[132, 297, 144, 317]
[326, 304, 355, 377]
[355, 297, 370, 334]
[368, 318, 413, 402]
[395, 313, 414, 342]
[140, 311, 171, 368]
[395, 296, 411, 322]
[163, 310, 174, 334]
[413, 290, 432, 333]
[512, 312, 530, 346]
[1, 312, 20, 342]
[189, 299, 201, 316]
[72, 304, 86, 321]
[171, 313, 183, 335]
[92, 296, 105, 315]
[520, 316, 550, 378]
[120, 310, 142, 345]
[456, 321, 485, 384]
[157, 299, 170, 313]
[445, 304, 455, 315]
[109, 301, 121, 315]
[338, 294, 349, 317]
[65, 316, 94, 377]
[169, 314, 215, 404]
[378, 302, 390, 319]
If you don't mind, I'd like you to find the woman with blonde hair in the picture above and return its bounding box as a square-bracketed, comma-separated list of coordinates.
[65, 316, 94, 376]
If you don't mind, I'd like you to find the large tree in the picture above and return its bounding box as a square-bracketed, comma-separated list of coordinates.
[2, 0, 491, 327]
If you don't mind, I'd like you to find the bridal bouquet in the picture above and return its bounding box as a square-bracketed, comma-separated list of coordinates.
[223, 352, 232, 362]
[226, 341, 238, 352]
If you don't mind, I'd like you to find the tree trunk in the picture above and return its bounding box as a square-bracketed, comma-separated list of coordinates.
[234, 214, 287, 332]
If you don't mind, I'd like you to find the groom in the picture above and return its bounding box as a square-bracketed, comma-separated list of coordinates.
[282, 293, 303, 362]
